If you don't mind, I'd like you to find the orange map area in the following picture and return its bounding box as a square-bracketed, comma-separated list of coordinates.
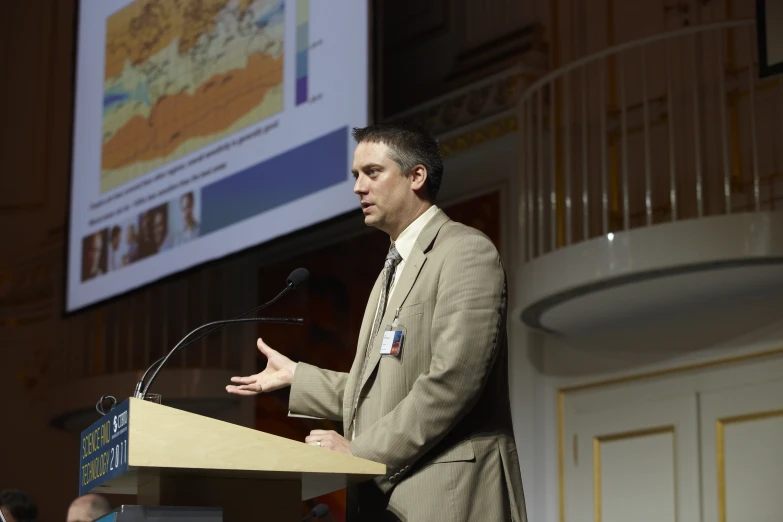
[100, 0, 284, 192]
[102, 53, 282, 170]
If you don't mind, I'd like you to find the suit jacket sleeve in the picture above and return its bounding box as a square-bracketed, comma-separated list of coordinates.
[288, 362, 347, 421]
[350, 234, 506, 492]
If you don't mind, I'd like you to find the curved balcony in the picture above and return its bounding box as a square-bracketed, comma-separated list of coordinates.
[516, 20, 783, 340]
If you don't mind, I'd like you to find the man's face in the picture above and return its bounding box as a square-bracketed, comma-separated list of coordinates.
[153, 213, 166, 244]
[352, 142, 417, 237]
[139, 212, 150, 238]
[180, 195, 193, 218]
[90, 233, 103, 270]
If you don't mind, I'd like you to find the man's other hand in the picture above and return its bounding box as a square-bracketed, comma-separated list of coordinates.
[225, 338, 297, 396]
[306, 430, 352, 455]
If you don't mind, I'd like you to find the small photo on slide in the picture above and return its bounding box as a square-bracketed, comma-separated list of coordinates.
[81, 228, 108, 281]
[150, 202, 173, 254]
[108, 218, 140, 270]
[171, 190, 201, 247]
[136, 202, 172, 260]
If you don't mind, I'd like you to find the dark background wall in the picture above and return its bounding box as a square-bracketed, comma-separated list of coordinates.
[0, 1, 540, 519]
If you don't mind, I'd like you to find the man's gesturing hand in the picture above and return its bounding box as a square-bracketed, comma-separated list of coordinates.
[305, 430, 352, 455]
[226, 338, 297, 396]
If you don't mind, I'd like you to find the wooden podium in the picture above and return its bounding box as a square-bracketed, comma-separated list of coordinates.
[79, 398, 384, 521]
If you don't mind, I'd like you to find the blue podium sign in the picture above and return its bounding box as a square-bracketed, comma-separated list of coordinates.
[79, 399, 130, 496]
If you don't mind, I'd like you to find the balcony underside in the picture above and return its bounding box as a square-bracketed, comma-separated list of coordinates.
[518, 211, 783, 344]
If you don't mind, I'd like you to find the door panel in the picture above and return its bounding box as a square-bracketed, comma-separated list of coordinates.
[565, 395, 700, 522]
[700, 378, 783, 522]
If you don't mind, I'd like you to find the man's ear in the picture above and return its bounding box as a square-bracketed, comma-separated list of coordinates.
[409, 164, 428, 193]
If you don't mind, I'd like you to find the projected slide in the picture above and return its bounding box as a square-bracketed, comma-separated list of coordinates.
[67, 0, 367, 312]
[101, 0, 285, 193]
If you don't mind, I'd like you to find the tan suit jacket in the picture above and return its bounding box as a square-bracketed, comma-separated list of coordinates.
[289, 210, 527, 522]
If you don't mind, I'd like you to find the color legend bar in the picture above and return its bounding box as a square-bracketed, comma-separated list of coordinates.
[295, 0, 309, 105]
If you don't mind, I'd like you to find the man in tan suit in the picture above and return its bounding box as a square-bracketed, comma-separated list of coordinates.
[226, 124, 527, 521]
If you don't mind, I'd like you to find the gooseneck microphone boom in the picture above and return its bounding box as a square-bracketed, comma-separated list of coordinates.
[132, 268, 309, 400]
[139, 316, 303, 397]
[160, 267, 308, 357]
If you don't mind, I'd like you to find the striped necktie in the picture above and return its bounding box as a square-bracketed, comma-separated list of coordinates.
[369, 244, 402, 341]
[350, 243, 402, 435]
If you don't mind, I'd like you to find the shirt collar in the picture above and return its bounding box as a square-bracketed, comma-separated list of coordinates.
[392, 205, 440, 262]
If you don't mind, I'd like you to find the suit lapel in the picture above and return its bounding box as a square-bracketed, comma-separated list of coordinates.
[414, 209, 450, 254]
[355, 272, 383, 361]
[354, 210, 452, 396]
[343, 271, 383, 425]
[357, 246, 427, 394]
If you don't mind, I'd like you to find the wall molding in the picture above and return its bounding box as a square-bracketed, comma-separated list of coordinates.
[387, 66, 542, 139]
[556, 345, 783, 522]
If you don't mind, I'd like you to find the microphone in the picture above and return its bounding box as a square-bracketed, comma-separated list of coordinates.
[140, 316, 303, 397]
[131, 268, 310, 400]
[301, 503, 330, 521]
[167, 267, 309, 355]
[286, 267, 310, 289]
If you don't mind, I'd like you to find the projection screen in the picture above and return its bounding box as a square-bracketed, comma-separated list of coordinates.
[66, 0, 368, 312]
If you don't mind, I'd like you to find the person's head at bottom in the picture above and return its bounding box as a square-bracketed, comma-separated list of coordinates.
[0, 489, 38, 522]
[66, 494, 111, 522]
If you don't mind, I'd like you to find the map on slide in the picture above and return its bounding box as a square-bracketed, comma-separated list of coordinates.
[101, 0, 284, 193]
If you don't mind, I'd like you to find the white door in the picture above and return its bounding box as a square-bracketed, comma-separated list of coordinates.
[700, 377, 783, 522]
[565, 395, 701, 522]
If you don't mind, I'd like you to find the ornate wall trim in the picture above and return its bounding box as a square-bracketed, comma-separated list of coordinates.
[386, 64, 543, 155]
[440, 114, 519, 158]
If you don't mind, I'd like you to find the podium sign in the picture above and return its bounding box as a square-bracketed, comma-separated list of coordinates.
[79, 399, 130, 495]
[73, 397, 384, 521]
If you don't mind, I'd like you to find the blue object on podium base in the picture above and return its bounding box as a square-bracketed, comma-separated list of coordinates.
[96, 506, 221, 522]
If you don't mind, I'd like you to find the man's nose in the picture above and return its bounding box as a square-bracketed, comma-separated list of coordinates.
[353, 175, 366, 194]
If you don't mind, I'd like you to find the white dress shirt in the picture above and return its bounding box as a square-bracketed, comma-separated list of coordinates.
[388, 204, 440, 302]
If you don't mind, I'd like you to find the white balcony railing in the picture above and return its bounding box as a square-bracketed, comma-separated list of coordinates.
[520, 19, 783, 260]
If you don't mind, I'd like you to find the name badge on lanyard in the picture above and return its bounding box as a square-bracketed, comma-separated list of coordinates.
[380, 308, 405, 358]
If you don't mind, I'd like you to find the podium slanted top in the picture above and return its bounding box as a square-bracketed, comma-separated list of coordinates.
[79, 398, 384, 499]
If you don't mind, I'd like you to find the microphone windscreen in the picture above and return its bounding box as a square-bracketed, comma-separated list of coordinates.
[287, 268, 310, 289]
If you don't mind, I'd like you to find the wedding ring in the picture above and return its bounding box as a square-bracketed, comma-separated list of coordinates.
[316, 441, 321, 447]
